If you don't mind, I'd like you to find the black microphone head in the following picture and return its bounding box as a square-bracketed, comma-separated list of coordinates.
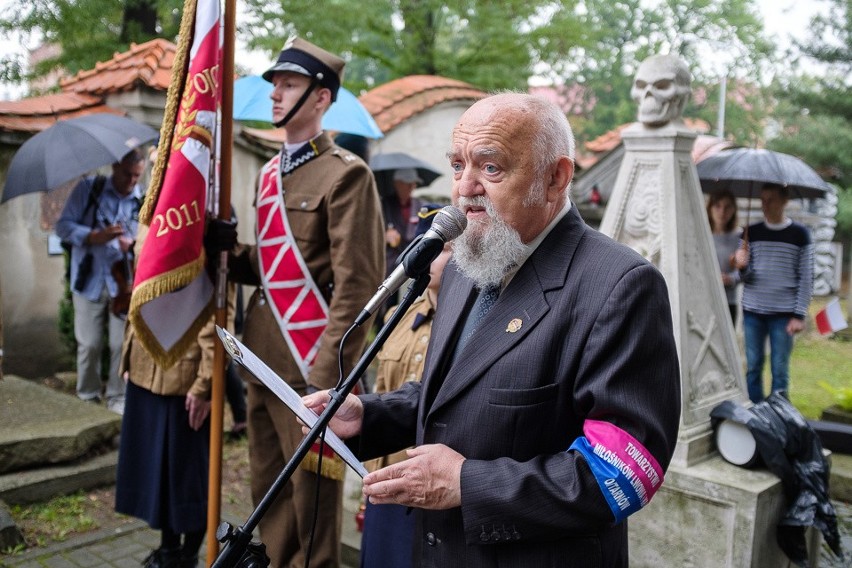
[429, 206, 467, 242]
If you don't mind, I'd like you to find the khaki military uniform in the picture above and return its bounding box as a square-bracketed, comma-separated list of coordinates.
[364, 294, 435, 472]
[120, 318, 215, 398]
[230, 132, 385, 568]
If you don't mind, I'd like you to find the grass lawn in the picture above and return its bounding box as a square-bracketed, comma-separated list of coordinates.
[778, 296, 851, 419]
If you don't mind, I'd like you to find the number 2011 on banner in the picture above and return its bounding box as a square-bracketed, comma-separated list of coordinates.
[153, 200, 203, 237]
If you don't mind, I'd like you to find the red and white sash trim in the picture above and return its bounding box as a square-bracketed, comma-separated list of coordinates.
[256, 154, 329, 379]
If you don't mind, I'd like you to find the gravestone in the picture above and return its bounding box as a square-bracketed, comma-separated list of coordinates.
[599, 54, 819, 567]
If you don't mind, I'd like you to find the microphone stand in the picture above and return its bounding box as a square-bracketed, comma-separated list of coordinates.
[213, 272, 432, 567]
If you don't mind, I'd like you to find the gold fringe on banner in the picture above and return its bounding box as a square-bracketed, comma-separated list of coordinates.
[140, 0, 197, 226]
[127, 253, 214, 370]
[128, 0, 215, 369]
[299, 441, 346, 481]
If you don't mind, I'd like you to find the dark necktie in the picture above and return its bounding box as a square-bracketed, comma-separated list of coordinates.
[452, 284, 499, 361]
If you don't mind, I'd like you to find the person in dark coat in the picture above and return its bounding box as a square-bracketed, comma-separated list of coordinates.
[115, 228, 215, 568]
[304, 93, 681, 567]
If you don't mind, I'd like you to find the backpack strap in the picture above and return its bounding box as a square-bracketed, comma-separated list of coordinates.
[80, 175, 106, 229]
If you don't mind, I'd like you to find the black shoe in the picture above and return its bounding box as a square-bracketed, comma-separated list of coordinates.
[142, 547, 181, 568]
[226, 423, 247, 442]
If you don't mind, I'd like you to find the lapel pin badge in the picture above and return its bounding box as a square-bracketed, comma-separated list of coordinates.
[506, 318, 523, 333]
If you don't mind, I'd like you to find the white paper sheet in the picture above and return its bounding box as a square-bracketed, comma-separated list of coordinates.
[216, 326, 368, 477]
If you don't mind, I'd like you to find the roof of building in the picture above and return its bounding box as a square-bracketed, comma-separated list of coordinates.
[585, 118, 711, 154]
[0, 39, 175, 133]
[0, 93, 122, 133]
[358, 75, 486, 134]
[60, 38, 175, 95]
[577, 118, 712, 169]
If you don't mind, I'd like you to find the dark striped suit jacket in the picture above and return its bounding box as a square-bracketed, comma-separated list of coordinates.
[359, 206, 681, 567]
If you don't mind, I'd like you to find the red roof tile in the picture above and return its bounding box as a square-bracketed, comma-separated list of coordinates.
[0, 39, 175, 133]
[60, 38, 175, 94]
[359, 75, 486, 134]
[0, 93, 123, 132]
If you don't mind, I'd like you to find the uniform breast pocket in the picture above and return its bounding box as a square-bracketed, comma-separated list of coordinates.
[377, 341, 406, 364]
[284, 193, 326, 243]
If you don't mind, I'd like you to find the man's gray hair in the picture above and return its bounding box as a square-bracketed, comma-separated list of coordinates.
[490, 92, 574, 189]
[527, 95, 575, 179]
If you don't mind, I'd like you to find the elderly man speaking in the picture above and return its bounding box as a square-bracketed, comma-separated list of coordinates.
[305, 93, 681, 567]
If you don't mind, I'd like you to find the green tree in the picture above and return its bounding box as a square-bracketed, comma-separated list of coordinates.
[559, 0, 773, 143]
[768, 0, 851, 187]
[240, 0, 586, 92]
[767, 0, 852, 240]
[0, 0, 182, 89]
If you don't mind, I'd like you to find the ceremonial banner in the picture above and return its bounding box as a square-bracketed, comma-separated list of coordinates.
[128, 0, 221, 368]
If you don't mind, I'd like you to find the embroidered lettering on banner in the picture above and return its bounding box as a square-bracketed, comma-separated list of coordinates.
[256, 154, 329, 379]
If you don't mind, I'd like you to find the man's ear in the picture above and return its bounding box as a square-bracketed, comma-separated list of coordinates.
[546, 156, 574, 203]
[315, 87, 333, 111]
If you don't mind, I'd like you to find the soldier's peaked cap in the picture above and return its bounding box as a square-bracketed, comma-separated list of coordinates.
[262, 36, 345, 101]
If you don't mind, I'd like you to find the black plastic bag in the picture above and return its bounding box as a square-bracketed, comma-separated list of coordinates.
[711, 392, 844, 567]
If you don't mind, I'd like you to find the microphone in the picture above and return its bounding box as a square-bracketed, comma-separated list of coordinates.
[355, 205, 467, 326]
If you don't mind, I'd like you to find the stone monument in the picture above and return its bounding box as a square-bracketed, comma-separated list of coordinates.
[598, 54, 819, 566]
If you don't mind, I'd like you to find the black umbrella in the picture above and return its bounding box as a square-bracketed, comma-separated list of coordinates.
[369, 152, 444, 191]
[2, 113, 159, 203]
[696, 147, 830, 200]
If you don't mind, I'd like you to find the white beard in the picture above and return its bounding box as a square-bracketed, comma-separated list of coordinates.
[453, 196, 527, 289]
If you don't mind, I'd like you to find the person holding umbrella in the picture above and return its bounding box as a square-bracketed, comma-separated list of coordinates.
[55, 148, 145, 414]
[383, 168, 423, 259]
[735, 184, 814, 403]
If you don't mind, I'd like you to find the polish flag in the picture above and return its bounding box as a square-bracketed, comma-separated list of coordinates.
[814, 298, 848, 335]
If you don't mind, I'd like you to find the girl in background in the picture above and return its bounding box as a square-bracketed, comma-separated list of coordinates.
[707, 189, 747, 325]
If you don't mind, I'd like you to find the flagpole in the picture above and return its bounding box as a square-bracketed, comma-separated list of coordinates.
[207, 0, 235, 564]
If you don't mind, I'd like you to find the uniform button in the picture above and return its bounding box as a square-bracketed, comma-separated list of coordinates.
[414, 353, 423, 362]
[300, 200, 308, 209]
[407, 373, 417, 381]
[425, 532, 437, 546]
[420, 335, 429, 344]
[490, 530, 501, 542]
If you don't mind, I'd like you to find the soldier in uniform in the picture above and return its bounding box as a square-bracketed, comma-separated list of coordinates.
[224, 37, 385, 567]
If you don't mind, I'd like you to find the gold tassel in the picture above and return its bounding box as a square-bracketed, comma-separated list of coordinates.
[299, 443, 346, 481]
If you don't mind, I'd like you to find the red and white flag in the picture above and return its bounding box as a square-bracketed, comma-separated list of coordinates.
[814, 298, 848, 336]
[128, 0, 221, 368]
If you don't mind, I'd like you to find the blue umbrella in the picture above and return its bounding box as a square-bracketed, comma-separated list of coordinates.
[232, 75, 383, 139]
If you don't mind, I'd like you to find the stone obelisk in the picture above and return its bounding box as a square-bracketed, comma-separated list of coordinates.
[598, 54, 818, 567]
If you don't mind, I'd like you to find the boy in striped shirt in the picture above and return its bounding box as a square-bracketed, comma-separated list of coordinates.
[734, 184, 814, 403]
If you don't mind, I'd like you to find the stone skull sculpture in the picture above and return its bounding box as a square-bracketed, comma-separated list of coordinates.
[631, 54, 692, 127]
